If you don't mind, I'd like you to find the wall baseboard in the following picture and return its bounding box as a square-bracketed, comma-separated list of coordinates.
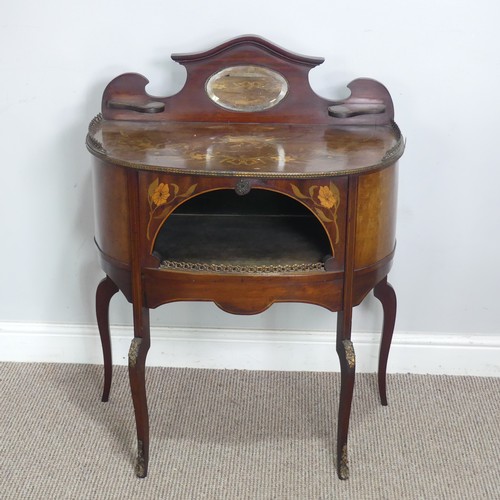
[0, 322, 498, 376]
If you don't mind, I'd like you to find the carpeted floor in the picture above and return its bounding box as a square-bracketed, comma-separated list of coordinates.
[0, 362, 498, 499]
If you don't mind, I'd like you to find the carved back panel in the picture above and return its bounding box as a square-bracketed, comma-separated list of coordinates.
[101, 35, 394, 125]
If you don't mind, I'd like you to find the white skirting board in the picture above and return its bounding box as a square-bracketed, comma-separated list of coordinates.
[0, 322, 499, 377]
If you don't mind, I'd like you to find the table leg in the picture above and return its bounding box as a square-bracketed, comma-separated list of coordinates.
[96, 275, 119, 402]
[128, 305, 151, 478]
[374, 276, 397, 406]
[336, 308, 356, 480]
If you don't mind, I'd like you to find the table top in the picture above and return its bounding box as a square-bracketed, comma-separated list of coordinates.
[87, 117, 403, 178]
[87, 36, 404, 179]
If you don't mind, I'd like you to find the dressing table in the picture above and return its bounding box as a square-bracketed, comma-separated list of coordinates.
[86, 35, 404, 479]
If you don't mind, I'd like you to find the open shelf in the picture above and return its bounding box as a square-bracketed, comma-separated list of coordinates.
[153, 190, 332, 272]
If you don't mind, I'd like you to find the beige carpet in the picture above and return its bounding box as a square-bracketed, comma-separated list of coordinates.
[0, 362, 498, 499]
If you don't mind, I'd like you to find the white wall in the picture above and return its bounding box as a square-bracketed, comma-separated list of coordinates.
[1, 1, 499, 372]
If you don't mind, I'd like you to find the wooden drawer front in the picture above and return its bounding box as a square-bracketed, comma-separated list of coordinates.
[143, 268, 344, 314]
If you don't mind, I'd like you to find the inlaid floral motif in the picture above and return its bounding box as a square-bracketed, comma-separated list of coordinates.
[147, 178, 197, 240]
[151, 183, 170, 206]
[318, 185, 337, 209]
[290, 182, 340, 244]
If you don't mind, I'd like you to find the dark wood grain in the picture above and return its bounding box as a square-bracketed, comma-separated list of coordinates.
[88, 35, 403, 480]
[374, 276, 397, 406]
[335, 175, 359, 480]
[98, 35, 395, 126]
[95, 275, 119, 402]
[89, 121, 402, 177]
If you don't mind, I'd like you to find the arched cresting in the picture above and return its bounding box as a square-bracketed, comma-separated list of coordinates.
[151, 188, 334, 275]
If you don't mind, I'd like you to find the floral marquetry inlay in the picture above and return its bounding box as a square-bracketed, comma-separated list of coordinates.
[87, 35, 404, 480]
[205, 135, 295, 170]
[290, 182, 341, 245]
[147, 179, 198, 240]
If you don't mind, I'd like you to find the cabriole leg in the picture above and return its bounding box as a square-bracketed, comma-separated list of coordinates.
[336, 309, 356, 480]
[128, 306, 151, 478]
[96, 275, 119, 402]
[374, 276, 397, 406]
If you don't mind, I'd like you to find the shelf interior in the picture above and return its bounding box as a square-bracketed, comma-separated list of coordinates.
[153, 190, 332, 269]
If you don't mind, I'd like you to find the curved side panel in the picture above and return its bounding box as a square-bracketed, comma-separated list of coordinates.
[92, 158, 131, 264]
[354, 164, 398, 269]
[352, 252, 394, 306]
[97, 249, 133, 303]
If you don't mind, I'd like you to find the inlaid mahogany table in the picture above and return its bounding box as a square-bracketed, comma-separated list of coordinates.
[86, 35, 404, 480]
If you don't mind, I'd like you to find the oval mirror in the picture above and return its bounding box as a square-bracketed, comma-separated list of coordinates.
[206, 65, 288, 112]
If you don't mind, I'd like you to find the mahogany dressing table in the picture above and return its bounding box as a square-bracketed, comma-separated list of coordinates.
[86, 36, 404, 480]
